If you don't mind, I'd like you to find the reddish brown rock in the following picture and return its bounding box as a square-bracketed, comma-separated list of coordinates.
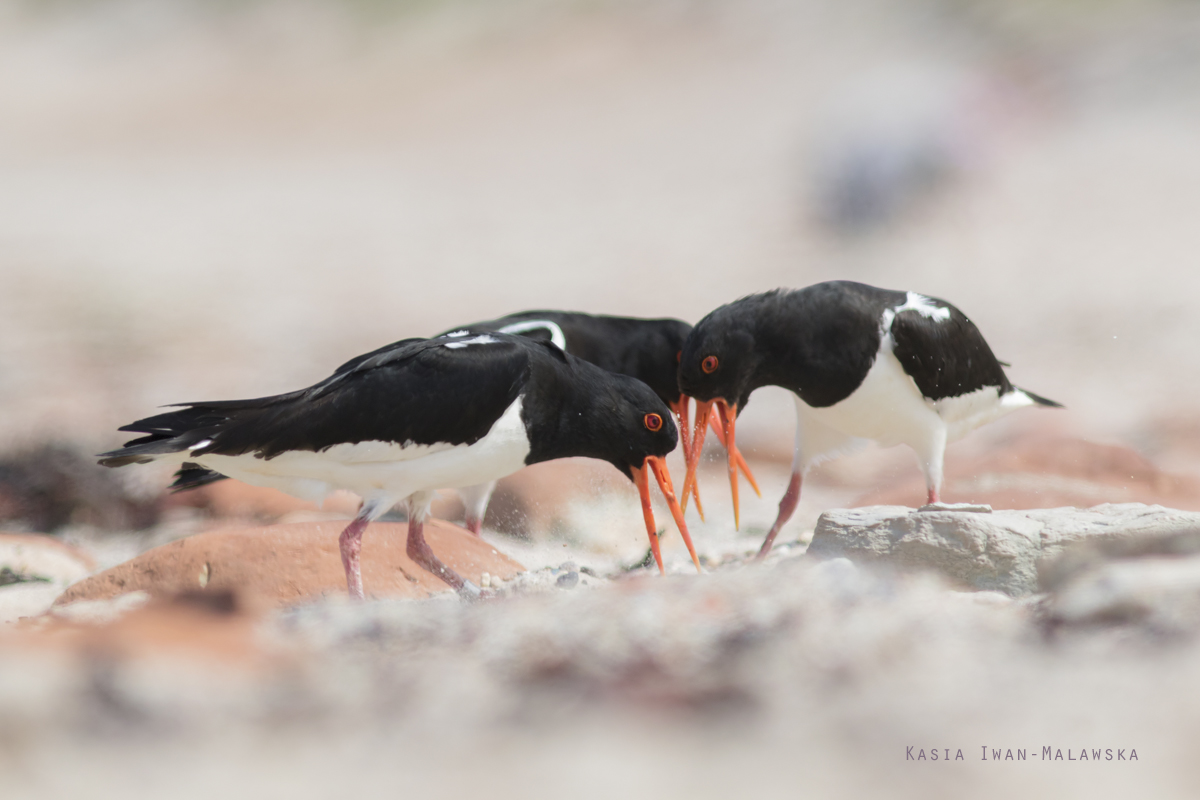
[53, 519, 524, 608]
[6, 592, 283, 674]
[82, 595, 274, 669]
[854, 436, 1200, 511]
[485, 457, 629, 538]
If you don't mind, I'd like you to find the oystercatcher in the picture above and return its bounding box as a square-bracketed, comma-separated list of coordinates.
[99, 333, 700, 599]
[440, 311, 759, 533]
[678, 281, 1061, 556]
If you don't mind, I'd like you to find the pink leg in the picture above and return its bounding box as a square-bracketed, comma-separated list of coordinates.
[407, 515, 480, 598]
[338, 516, 370, 600]
[457, 482, 495, 538]
[757, 471, 802, 558]
[927, 486, 940, 505]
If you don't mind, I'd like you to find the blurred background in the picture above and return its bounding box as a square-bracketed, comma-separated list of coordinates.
[3, 0, 1200, 550]
[5, 2, 1200, 798]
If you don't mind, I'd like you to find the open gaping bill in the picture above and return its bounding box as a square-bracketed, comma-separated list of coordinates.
[678, 281, 1061, 557]
[440, 310, 759, 533]
[99, 332, 700, 599]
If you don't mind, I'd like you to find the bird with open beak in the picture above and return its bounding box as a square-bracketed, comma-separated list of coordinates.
[678, 282, 1061, 558]
[100, 333, 701, 598]
[436, 310, 742, 531]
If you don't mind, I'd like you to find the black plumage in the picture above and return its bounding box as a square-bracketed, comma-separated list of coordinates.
[446, 311, 692, 407]
[101, 332, 699, 597]
[436, 310, 738, 534]
[107, 338, 527, 466]
[678, 280, 1061, 556]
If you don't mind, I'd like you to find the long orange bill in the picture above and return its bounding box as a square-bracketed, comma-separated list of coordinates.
[646, 455, 702, 573]
[631, 457, 703, 574]
[630, 463, 664, 573]
[737, 449, 762, 498]
[706, 407, 761, 499]
[669, 398, 705, 520]
[680, 398, 715, 517]
[716, 402, 741, 530]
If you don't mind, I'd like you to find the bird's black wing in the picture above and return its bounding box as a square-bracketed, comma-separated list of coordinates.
[330, 337, 425, 376]
[889, 302, 1012, 401]
[100, 336, 532, 466]
[446, 311, 691, 405]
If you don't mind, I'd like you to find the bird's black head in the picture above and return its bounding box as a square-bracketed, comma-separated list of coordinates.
[677, 302, 760, 410]
[522, 341, 700, 575]
[676, 294, 777, 534]
[583, 370, 680, 480]
[624, 318, 693, 406]
[523, 347, 678, 478]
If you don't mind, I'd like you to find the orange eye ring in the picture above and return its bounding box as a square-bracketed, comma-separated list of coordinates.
[701, 355, 719, 374]
[644, 413, 663, 432]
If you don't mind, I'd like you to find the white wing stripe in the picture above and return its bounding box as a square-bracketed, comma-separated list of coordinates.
[497, 319, 567, 351]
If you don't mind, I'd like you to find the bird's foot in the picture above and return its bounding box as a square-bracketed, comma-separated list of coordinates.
[407, 517, 477, 595]
[457, 580, 484, 601]
[918, 502, 993, 514]
[756, 470, 802, 559]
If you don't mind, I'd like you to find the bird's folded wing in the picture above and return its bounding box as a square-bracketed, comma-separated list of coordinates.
[889, 306, 1012, 401]
[112, 338, 531, 464]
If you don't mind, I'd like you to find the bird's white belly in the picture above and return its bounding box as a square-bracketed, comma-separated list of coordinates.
[798, 337, 941, 450]
[194, 397, 531, 506]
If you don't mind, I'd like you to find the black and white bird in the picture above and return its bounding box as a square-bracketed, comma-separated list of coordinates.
[439, 310, 759, 533]
[99, 332, 700, 599]
[678, 281, 1061, 557]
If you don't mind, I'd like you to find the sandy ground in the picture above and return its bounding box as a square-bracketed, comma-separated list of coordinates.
[6, 547, 1200, 800]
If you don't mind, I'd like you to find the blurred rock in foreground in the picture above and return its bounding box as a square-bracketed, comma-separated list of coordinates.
[2, 511, 1198, 799]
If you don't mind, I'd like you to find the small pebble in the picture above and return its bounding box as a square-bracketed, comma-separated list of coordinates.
[556, 571, 580, 589]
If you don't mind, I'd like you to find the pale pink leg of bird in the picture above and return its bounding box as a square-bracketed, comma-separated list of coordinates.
[406, 492, 481, 599]
[757, 471, 801, 558]
[338, 515, 370, 599]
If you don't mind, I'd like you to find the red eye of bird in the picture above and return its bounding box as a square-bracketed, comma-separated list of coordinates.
[644, 413, 663, 432]
[702, 355, 719, 374]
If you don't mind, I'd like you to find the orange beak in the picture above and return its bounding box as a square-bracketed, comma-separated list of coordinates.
[680, 398, 715, 522]
[707, 405, 762, 500]
[630, 456, 702, 575]
[681, 398, 748, 530]
[669, 397, 705, 520]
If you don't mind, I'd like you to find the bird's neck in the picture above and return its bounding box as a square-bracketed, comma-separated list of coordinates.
[741, 300, 883, 409]
[520, 362, 616, 467]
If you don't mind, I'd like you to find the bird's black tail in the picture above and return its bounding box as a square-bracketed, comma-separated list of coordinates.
[97, 405, 227, 468]
[170, 463, 227, 491]
[1019, 388, 1064, 408]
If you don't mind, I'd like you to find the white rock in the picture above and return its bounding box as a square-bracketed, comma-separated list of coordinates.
[0, 534, 95, 623]
[807, 504, 1200, 597]
[0, 535, 92, 586]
